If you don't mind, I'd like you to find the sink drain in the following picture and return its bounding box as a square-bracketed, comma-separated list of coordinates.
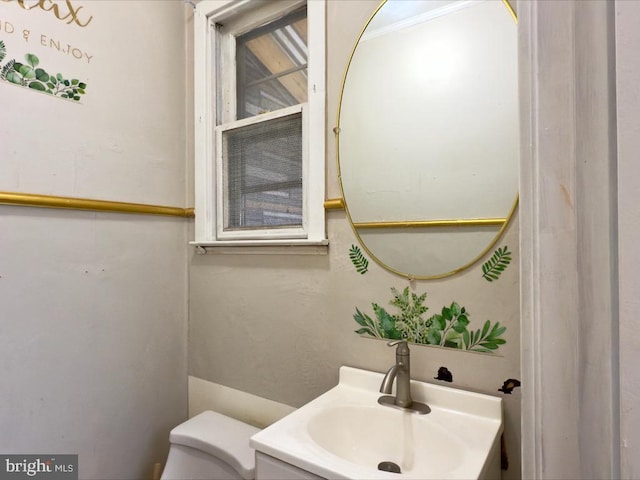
[378, 461, 402, 474]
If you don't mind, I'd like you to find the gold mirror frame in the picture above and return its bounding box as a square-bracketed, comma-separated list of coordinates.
[336, 0, 518, 280]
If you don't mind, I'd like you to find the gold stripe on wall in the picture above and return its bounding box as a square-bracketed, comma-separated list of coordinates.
[323, 198, 344, 210]
[354, 218, 506, 229]
[0, 191, 194, 218]
[2, 192, 498, 225]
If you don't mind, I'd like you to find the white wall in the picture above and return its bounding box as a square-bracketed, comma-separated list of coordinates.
[0, 2, 189, 478]
[0, 209, 188, 479]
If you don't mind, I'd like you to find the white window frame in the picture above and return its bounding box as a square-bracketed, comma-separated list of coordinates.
[192, 0, 326, 247]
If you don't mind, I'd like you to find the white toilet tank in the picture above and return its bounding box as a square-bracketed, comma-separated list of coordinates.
[161, 411, 261, 480]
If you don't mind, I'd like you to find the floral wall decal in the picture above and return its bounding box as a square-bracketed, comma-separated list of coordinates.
[349, 244, 369, 274]
[482, 245, 512, 282]
[0, 40, 88, 102]
[353, 287, 507, 353]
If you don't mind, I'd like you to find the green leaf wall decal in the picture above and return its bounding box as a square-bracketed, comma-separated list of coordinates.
[352, 288, 507, 354]
[25, 53, 39, 67]
[0, 41, 88, 102]
[353, 307, 382, 338]
[5, 70, 22, 85]
[349, 244, 369, 274]
[1, 59, 15, 80]
[482, 245, 512, 282]
[372, 303, 402, 339]
[28, 81, 46, 91]
[35, 68, 49, 82]
[465, 320, 507, 353]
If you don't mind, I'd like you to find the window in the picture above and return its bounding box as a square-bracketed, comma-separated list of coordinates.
[193, 0, 326, 246]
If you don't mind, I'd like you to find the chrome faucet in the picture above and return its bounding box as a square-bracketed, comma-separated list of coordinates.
[378, 340, 430, 414]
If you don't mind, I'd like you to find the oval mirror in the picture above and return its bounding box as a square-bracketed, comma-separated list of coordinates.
[337, 0, 518, 279]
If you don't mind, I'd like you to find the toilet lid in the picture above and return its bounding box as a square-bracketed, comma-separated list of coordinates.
[169, 411, 261, 480]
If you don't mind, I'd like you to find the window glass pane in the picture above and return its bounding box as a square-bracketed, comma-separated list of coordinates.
[242, 71, 307, 118]
[237, 9, 307, 119]
[222, 113, 303, 230]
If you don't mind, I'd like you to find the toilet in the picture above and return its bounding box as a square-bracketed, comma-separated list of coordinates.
[161, 411, 261, 480]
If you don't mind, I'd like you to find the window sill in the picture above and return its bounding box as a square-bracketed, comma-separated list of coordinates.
[190, 239, 329, 255]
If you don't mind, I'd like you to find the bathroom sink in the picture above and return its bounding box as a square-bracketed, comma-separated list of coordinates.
[250, 367, 503, 480]
[307, 405, 463, 475]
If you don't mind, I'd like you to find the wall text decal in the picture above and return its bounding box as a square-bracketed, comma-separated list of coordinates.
[0, 0, 93, 28]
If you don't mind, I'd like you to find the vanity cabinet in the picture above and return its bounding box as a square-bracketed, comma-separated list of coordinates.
[255, 452, 325, 480]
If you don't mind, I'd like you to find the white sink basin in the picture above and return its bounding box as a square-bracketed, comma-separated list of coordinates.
[307, 405, 463, 475]
[250, 366, 503, 480]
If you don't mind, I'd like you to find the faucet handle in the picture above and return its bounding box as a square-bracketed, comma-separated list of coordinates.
[386, 340, 410, 354]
